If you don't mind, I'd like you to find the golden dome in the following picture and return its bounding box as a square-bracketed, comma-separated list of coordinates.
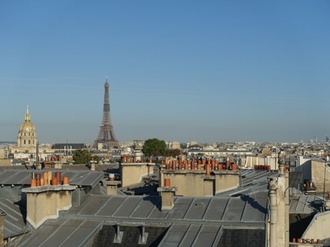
[19, 106, 36, 131]
[17, 106, 37, 148]
[19, 122, 36, 132]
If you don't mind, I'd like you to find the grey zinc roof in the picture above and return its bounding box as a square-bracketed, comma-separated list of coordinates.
[11, 191, 267, 247]
[17, 219, 103, 247]
[0, 170, 104, 187]
[160, 224, 223, 247]
[66, 193, 267, 225]
[0, 198, 30, 239]
[2, 167, 271, 246]
[62, 163, 119, 172]
[290, 194, 322, 214]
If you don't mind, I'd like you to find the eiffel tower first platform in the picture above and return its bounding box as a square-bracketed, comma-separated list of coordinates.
[94, 79, 119, 148]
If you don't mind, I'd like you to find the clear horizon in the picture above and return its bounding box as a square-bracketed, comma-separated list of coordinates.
[1, 1, 330, 144]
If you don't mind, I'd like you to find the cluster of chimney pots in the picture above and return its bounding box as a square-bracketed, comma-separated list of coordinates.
[254, 165, 290, 171]
[121, 156, 152, 163]
[30, 171, 69, 187]
[291, 238, 321, 244]
[254, 165, 271, 171]
[163, 158, 238, 173]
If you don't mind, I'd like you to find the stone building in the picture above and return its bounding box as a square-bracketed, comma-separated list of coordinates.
[16, 106, 37, 152]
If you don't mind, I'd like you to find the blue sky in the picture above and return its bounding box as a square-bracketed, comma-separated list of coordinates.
[1, 1, 330, 144]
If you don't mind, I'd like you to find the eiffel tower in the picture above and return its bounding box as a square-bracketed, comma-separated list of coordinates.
[94, 79, 119, 148]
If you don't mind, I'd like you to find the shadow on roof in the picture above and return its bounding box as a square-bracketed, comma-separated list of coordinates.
[92, 225, 169, 247]
[240, 194, 267, 215]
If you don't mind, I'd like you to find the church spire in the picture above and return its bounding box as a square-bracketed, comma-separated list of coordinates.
[25, 105, 31, 122]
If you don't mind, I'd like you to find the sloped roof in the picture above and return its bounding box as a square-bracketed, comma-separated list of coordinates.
[0, 198, 30, 239]
[0, 170, 104, 187]
[14, 192, 267, 247]
[2, 168, 271, 247]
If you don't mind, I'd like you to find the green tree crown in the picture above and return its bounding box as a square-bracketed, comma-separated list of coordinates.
[142, 138, 167, 157]
[73, 149, 92, 164]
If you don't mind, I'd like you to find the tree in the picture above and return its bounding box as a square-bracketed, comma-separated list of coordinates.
[142, 138, 167, 156]
[73, 149, 92, 164]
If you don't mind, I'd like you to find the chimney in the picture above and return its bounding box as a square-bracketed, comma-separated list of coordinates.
[268, 178, 278, 247]
[22, 172, 75, 229]
[105, 174, 121, 195]
[157, 178, 177, 211]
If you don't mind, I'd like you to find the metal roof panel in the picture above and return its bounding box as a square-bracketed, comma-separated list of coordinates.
[159, 224, 190, 247]
[222, 198, 246, 221]
[166, 197, 193, 220]
[113, 197, 142, 218]
[184, 198, 211, 220]
[203, 197, 229, 221]
[96, 196, 127, 216]
[192, 225, 221, 247]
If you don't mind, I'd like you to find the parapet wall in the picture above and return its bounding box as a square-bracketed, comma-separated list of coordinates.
[121, 162, 155, 187]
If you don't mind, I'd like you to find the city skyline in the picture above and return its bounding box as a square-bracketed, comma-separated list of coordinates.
[1, 1, 330, 144]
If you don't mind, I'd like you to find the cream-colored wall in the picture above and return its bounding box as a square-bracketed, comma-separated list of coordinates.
[0, 159, 11, 166]
[163, 172, 205, 196]
[242, 156, 278, 170]
[25, 188, 73, 229]
[105, 181, 120, 195]
[162, 170, 239, 197]
[203, 179, 214, 197]
[214, 173, 239, 194]
[311, 159, 330, 193]
[121, 163, 154, 187]
[302, 211, 330, 240]
[160, 191, 175, 210]
[106, 186, 117, 195]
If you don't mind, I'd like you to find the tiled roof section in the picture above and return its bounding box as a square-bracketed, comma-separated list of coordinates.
[0, 170, 104, 187]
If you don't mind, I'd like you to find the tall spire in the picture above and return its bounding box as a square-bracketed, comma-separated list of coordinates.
[25, 105, 31, 122]
[94, 79, 119, 148]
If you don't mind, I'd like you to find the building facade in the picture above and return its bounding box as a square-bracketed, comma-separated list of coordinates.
[17, 106, 38, 151]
